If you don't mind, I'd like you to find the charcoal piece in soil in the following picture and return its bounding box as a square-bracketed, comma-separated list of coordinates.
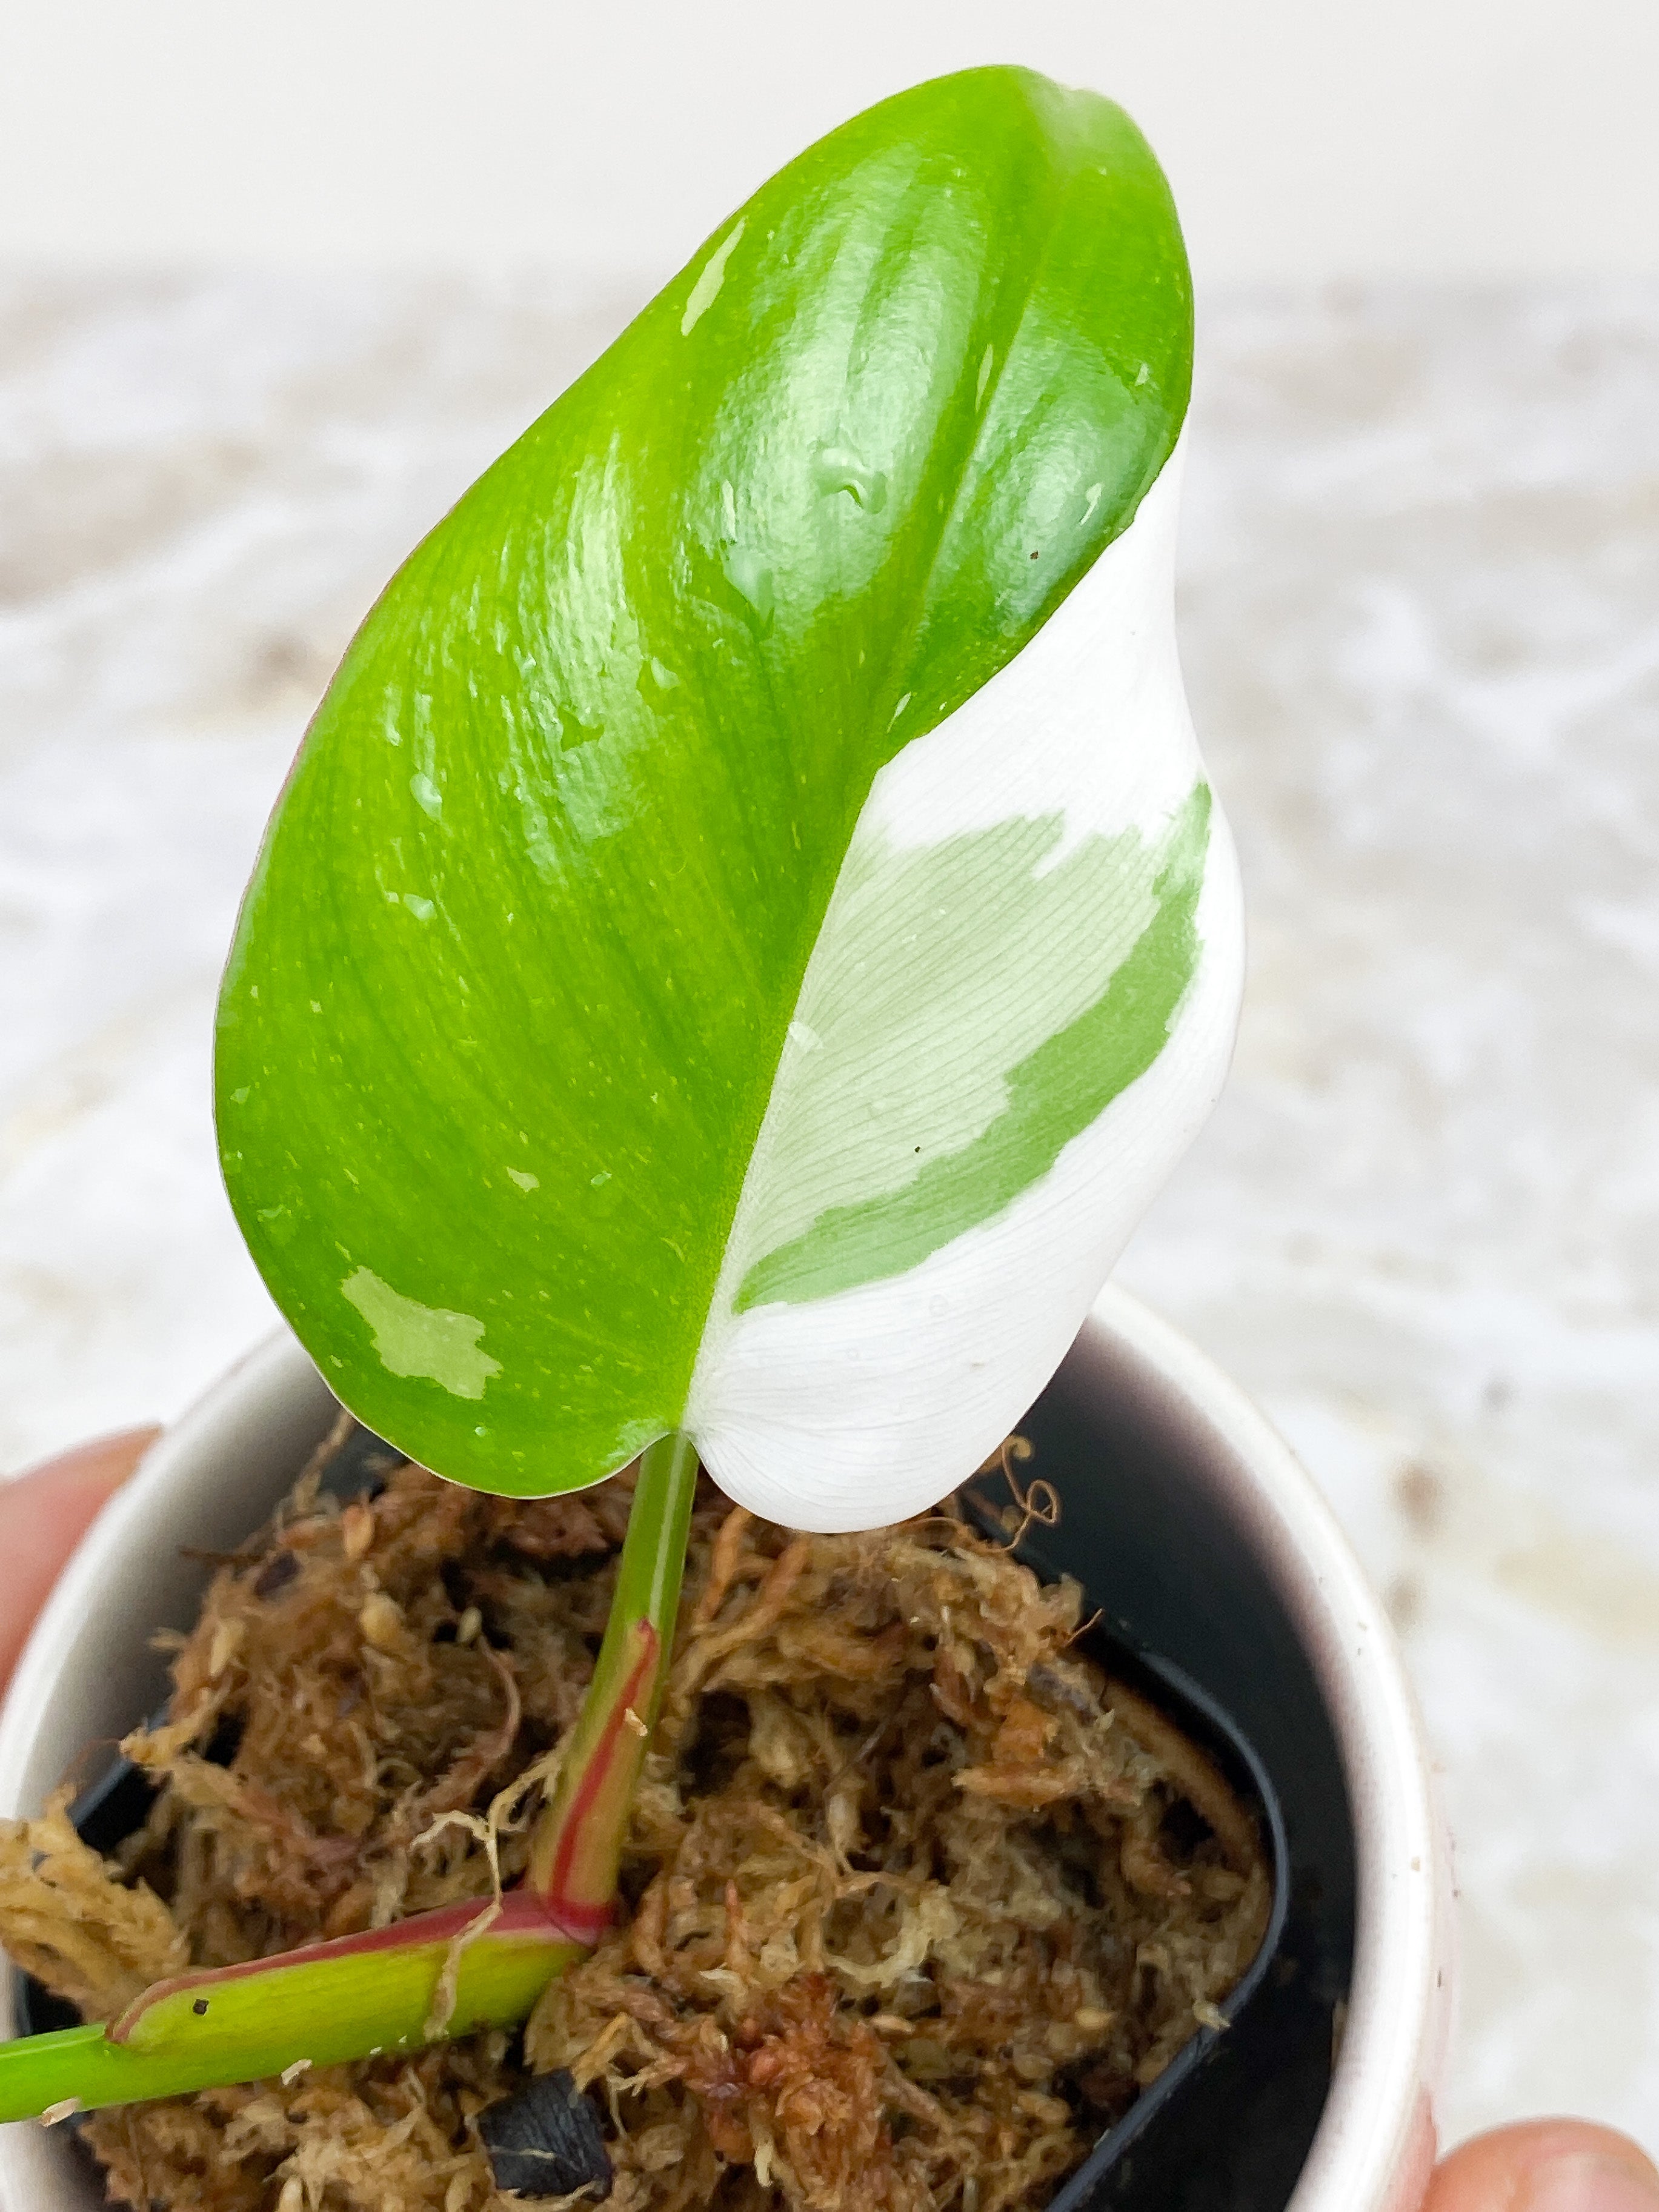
[479, 2069, 613, 2201]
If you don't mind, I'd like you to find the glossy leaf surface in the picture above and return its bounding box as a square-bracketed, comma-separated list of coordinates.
[218, 65, 1240, 1523]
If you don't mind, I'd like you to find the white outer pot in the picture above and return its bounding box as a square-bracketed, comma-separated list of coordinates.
[0, 1288, 1454, 2212]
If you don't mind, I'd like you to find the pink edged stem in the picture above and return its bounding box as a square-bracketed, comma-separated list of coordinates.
[0, 1895, 583, 2122]
[528, 1429, 700, 1926]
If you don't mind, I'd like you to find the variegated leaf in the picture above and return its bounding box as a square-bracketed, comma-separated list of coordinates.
[216, 65, 1242, 1527]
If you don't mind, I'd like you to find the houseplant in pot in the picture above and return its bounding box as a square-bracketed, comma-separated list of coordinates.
[0, 64, 1448, 2212]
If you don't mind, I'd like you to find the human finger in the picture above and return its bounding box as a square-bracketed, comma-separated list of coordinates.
[0, 1427, 161, 1695]
[1425, 2120, 1659, 2212]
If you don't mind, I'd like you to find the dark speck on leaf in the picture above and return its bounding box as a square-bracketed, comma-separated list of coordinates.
[191, 2000, 208, 2016]
[480, 2069, 613, 2200]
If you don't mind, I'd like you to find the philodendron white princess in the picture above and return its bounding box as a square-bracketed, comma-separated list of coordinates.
[0, 62, 1255, 2131]
[216, 65, 1243, 1530]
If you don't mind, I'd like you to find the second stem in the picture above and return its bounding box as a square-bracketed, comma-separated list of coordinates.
[528, 1428, 700, 1937]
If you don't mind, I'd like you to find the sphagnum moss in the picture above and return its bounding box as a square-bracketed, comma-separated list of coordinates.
[1, 1424, 1267, 2212]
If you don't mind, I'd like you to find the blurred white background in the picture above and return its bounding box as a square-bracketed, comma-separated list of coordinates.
[2, 0, 1659, 285]
[2, 0, 1658, 2176]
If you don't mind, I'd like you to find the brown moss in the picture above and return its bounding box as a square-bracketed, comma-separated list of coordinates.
[0, 1426, 1268, 2212]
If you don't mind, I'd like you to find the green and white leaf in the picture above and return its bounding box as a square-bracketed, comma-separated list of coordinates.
[216, 65, 1243, 1527]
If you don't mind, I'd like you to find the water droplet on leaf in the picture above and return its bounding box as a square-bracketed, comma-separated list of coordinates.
[723, 546, 775, 629]
[813, 444, 888, 512]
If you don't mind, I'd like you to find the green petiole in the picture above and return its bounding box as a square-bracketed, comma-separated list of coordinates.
[0, 1431, 702, 2125]
[528, 1428, 699, 1930]
[0, 1899, 585, 2124]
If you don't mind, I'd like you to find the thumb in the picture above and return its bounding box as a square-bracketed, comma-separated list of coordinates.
[1426, 2122, 1659, 2212]
[0, 1427, 161, 1696]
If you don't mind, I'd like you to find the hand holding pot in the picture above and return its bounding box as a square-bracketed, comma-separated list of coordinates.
[4, 1427, 1655, 2212]
[0, 1428, 159, 1693]
[1425, 2127, 1659, 2212]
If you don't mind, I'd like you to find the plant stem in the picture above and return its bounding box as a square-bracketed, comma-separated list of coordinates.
[0, 1430, 702, 2124]
[527, 1429, 700, 1932]
[0, 1899, 584, 2123]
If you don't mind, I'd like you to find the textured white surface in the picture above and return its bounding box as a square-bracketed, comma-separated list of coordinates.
[1, 276, 1655, 2152]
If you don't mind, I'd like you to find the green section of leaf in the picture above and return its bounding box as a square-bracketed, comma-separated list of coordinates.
[734, 786, 1209, 1307]
[722, 789, 1191, 1290]
[216, 65, 1192, 1495]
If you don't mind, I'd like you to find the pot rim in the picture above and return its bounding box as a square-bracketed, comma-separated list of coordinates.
[1085, 1285, 1451, 2212]
[0, 1289, 1449, 2212]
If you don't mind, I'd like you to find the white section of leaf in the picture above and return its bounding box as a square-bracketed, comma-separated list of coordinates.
[720, 815, 1166, 1275]
[680, 218, 746, 336]
[862, 433, 1195, 865]
[683, 435, 1246, 1526]
[339, 1267, 502, 1401]
[687, 823, 1243, 1529]
[712, 436, 1201, 1312]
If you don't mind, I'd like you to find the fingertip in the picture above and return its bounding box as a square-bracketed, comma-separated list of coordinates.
[1428, 2122, 1659, 2212]
[0, 1425, 162, 1695]
[13, 1423, 163, 1495]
